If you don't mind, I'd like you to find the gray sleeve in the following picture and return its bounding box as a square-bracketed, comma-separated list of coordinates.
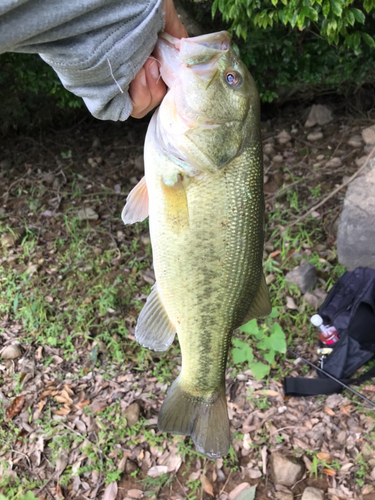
[0, 0, 165, 121]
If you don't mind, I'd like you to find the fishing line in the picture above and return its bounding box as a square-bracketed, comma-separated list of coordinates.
[286, 347, 375, 408]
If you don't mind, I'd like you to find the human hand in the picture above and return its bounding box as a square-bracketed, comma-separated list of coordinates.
[129, 0, 187, 119]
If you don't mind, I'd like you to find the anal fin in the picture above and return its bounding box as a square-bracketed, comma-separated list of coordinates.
[240, 273, 272, 325]
[135, 283, 176, 351]
[122, 176, 149, 225]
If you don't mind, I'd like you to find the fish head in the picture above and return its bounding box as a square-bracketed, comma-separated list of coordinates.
[154, 31, 260, 174]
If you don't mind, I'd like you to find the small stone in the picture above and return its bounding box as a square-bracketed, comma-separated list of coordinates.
[141, 269, 155, 285]
[125, 460, 138, 474]
[326, 157, 342, 168]
[114, 184, 121, 193]
[263, 154, 270, 165]
[77, 208, 99, 220]
[273, 154, 283, 164]
[264, 143, 275, 156]
[305, 105, 333, 128]
[307, 131, 323, 142]
[355, 155, 368, 168]
[0, 207, 5, 216]
[270, 452, 305, 487]
[130, 176, 139, 185]
[285, 263, 317, 294]
[275, 493, 294, 500]
[92, 136, 102, 149]
[124, 402, 141, 427]
[303, 288, 327, 308]
[301, 487, 324, 500]
[348, 135, 363, 148]
[266, 274, 276, 285]
[277, 130, 292, 145]
[316, 154, 325, 161]
[1, 344, 22, 360]
[93, 248, 102, 256]
[0, 159, 11, 169]
[286, 296, 298, 310]
[134, 155, 144, 171]
[362, 125, 375, 145]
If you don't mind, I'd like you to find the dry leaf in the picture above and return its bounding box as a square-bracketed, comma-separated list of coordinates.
[201, 475, 214, 497]
[75, 399, 90, 409]
[317, 452, 331, 463]
[63, 384, 74, 395]
[254, 390, 279, 397]
[363, 385, 375, 392]
[55, 395, 71, 404]
[269, 250, 281, 258]
[54, 407, 71, 416]
[324, 406, 335, 416]
[102, 482, 118, 500]
[323, 468, 336, 476]
[341, 404, 352, 416]
[60, 389, 73, 404]
[6, 395, 25, 420]
[38, 400, 46, 412]
[55, 484, 64, 499]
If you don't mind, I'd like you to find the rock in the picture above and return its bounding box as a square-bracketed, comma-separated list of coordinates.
[128, 489, 143, 499]
[348, 135, 363, 148]
[277, 130, 292, 145]
[307, 131, 323, 142]
[264, 143, 275, 156]
[365, 144, 375, 155]
[77, 208, 99, 220]
[325, 157, 342, 168]
[316, 154, 325, 161]
[301, 487, 324, 500]
[1, 344, 22, 360]
[303, 288, 327, 308]
[275, 493, 294, 500]
[305, 104, 333, 128]
[273, 154, 284, 164]
[270, 452, 305, 487]
[124, 402, 141, 427]
[362, 125, 375, 145]
[337, 159, 375, 270]
[286, 296, 298, 310]
[285, 263, 317, 293]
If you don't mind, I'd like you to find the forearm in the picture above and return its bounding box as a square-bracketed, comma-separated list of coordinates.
[0, 0, 165, 120]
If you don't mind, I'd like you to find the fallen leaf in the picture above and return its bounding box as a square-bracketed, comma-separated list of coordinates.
[235, 487, 257, 500]
[147, 465, 168, 478]
[6, 395, 25, 420]
[324, 406, 335, 416]
[38, 400, 46, 412]
[55, 484, 64, 499]
[229, 483, 252, 500]
[363, 385, 375, 392]
[317, 452, 331, 463]
[128, 489, 143, 499]
[201, 475, 214, 497]
[75, 399, 90, 409]
[269, 250, 281, 258]
[102, 482, 118, 500]
[54, 407, 71, 416]
[323, 468, 336, 476]
[340, 404, 352, 416]
[254, 390, 279, 397]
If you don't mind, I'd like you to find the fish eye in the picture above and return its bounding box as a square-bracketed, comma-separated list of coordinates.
[225, 70, 242, 89]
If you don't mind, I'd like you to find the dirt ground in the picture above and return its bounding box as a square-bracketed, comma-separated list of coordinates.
[0, 104, 375, 500]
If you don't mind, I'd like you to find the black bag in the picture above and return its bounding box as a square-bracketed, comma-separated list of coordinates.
[284, 267, 375, 397]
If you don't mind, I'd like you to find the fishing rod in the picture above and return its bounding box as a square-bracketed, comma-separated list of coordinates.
[287, 347, 375, 408]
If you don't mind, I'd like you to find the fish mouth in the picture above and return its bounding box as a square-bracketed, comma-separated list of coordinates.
[155, 31, 231, 87]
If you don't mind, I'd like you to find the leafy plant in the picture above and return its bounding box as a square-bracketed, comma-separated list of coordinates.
[232, 308, 286, 379]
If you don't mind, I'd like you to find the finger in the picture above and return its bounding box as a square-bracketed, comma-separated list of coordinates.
[163, 0, 188, 39]
[129, 68, 152, 119]
[144, 58, 166, 105]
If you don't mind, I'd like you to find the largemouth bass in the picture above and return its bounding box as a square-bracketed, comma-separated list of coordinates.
[122, 31, 271, 458]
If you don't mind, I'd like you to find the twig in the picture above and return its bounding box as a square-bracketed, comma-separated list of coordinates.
[219, 470, 232, 495]
[270, 145, 375, 240]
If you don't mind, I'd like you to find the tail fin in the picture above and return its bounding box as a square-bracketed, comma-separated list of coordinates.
[158, 377, 230, 459]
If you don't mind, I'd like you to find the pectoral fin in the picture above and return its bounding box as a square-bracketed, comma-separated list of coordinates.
[135, 283, 176, 351]
[122, 176, 149, 225]
[240, 274, 272, 325]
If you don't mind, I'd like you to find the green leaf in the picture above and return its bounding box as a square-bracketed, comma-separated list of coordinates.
[362, 33, 375, 47]
[271, 0, 278, 6]
[345, 9, 355, 26]
[351, 8, 365, 24]
[235, 485, 257, 500]
[353, 31, 361, 49]
[251, 362, 270, 380]
[330, 0, 342, 17]
[239, 319, 259, 337]
[269, 322, 287, 353]
[263, 348, 276, 364]
[232, 339, 253, 364]
[322, 0, 330, 16]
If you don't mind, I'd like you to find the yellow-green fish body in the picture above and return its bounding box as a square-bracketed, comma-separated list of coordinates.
[122, 31, 271, 458]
